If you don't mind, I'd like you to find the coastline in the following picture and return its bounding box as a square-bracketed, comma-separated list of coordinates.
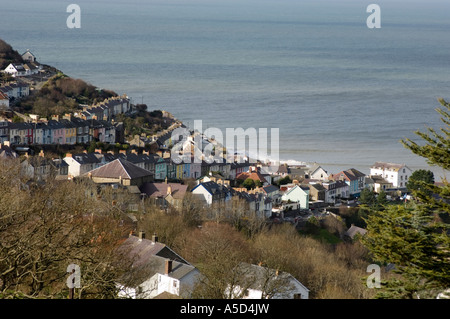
[1, 41, 447, 182]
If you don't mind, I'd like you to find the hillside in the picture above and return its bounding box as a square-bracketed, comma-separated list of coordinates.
[0, 39, 24, 69]
[15, 72, 118, 117]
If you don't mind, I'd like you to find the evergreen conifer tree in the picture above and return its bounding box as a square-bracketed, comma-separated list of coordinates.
[363, 99, 450, 299]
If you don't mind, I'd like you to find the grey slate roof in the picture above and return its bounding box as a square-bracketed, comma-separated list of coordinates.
[87, 158, 153, 179]
[192, 181, 230, 196]
[262, 185, 279, 194]
[345, 225, 367, 239]
[140, 182, 188, 199]
[117, 153, 158, 165]
[118, 235, 195, 286]
[72, 153, 102, 164]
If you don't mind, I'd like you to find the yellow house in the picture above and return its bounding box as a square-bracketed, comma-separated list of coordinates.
[176, 163, 184, 180]
[61, 119, 76, 145]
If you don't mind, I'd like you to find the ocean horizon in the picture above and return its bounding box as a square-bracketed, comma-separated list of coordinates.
[1, 0, 449, 179]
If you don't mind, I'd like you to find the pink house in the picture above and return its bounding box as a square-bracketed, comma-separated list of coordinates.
[47, 120, 65, 144]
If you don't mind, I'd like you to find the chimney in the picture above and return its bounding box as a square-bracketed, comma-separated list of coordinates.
[95, 148, 102, 154]
[165, 259, 173, 275]
[138, 231, 145, 241]
[65, 153, 72, 158]
[131, 149, 138, 155]
[152, 233, 158, 243]
[119, 150, 126, 155]
[39, 150, 44, 157]
[167, 185, 172, 196]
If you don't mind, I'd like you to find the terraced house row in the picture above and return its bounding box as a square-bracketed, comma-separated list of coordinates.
[1, 117, 123, 145]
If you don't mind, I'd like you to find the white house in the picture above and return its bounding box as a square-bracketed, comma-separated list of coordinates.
[63, 152, 105, 178]
[117, 232, 200, 299]
[370, 162, 412, 188]
[3, 63, 27, 77]
[308, 165, 329, 181]
[227, 263, 309, 299]
[119, 256, 199, 299]
[33, 122, 44, 144]
[322, 180, 350, 203]
[191, 181, 231, 205]
[21, 50, 36, 62]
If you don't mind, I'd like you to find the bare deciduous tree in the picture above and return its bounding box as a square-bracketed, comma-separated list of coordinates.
[0, 159, 133, 299]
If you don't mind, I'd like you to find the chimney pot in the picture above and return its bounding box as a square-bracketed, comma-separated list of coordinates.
[152, 233, 158, 242]
[138, 231, 145, 241]
[165, 259, 173, 275]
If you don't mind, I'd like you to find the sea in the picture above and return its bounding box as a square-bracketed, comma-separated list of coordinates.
[1, 0, 449, 179]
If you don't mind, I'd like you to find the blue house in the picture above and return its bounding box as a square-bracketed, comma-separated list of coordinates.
[330, 168, 366, 197]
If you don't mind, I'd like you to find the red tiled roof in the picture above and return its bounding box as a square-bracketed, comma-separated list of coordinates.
[236, 170, 267, 183]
